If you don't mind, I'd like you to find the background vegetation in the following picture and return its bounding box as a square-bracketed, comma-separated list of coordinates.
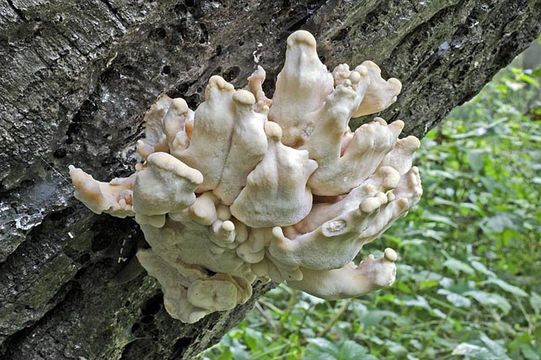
[202, 53, 541, 360]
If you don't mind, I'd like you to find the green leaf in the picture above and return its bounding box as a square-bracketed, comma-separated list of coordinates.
[464, 291, 511, 314]
[482, 213, 518, 233]
[305, 338, 340, 360]
[229, 339, 252, 360]
[337, 340, 377, 360]
[359, 310, 396, 327]
[419, 279, 439, 289]
[530, 291, 541, 314]
[443, 258, 475, 275]
[423, 213, 457, 227]
[518, 73, 540, 87]
[385, 340, 407, 357]
[437, 289, 472, 307]
[211, 348, 233, 360]
[485, 278, 528, 297]
[243, 328, 265, 351]
[467, 150, 485, 173]
[396, 295, 432, 310]
[452, 343, 496, 359]
[479, 334, 510, 358]
[452, 334, 511, 360]
[469, 260, 496, 277]
[521, 344, 541, 360]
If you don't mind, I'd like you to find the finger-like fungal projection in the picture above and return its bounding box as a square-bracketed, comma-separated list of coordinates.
[69, 30, 422, 323]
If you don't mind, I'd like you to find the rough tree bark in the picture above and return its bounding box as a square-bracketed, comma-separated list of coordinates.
[0, 0, 539, 359]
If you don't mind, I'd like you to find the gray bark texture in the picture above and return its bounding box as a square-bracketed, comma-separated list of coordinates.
[0, 0, 539, 359]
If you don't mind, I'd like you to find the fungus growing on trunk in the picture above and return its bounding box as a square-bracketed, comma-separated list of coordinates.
[69, 30, 422, 323]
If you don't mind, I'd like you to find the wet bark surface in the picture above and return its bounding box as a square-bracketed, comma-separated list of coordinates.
[0, 0, 539, 358]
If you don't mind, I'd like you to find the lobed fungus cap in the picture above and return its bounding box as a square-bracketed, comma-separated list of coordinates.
[69, 30, 422, 323]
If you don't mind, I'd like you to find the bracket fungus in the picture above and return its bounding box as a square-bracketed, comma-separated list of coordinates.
[69, 30, 422, 323]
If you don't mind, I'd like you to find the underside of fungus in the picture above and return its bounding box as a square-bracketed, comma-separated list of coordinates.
[69, 30, 422, 323]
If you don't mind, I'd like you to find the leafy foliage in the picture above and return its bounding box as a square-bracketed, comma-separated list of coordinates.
[202, 62, 541, 359]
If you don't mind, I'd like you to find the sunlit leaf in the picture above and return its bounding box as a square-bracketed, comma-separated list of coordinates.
[419, 279, 439, 289]
[437, 289, 472, 307]
[431, 308, 447, 319]
[443, 258, 475, 275]
[482, 213, 518, 233]
[452, 343, 494, 359]
[485, 278, 528, 297]
[423, 213, 457, 227]
[396, 296, 432, 310]
[479, 334, 511, 359]
[452, 342, 511, 360]
[305, 338, 339, 360]
[518, 73, 540, 87]
[464, 291, 512, 314]
[469, 260, 496, 277]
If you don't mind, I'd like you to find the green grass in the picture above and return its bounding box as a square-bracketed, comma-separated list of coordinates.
[202, 63, 541, 360]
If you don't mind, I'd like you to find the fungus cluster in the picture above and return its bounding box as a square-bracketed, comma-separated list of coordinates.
[69, 30, 422, 323]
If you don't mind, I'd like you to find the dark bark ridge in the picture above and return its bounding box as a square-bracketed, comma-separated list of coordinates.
[0, 0, 539, 359]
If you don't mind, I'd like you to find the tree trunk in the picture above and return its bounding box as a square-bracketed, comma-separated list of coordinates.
[0, 0, 539, 358]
